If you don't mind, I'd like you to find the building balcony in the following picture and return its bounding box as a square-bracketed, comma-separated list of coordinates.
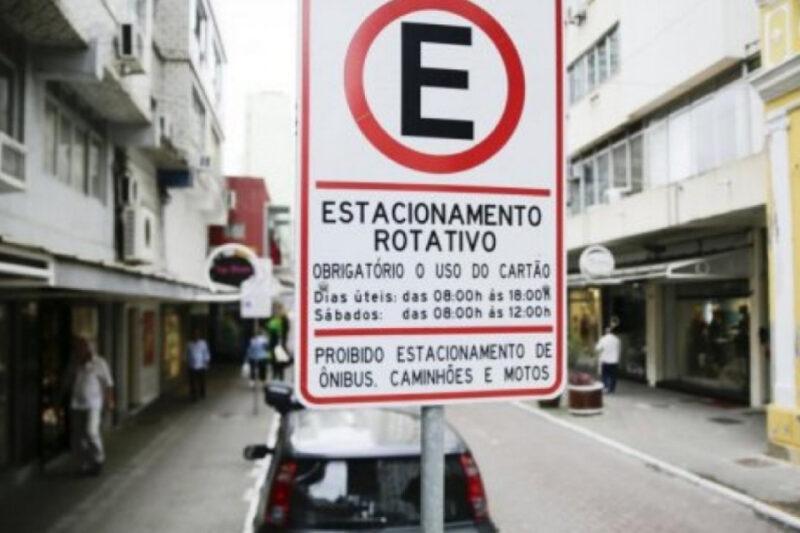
[566, 151, 768, 252]
[0, 0, 88, 48]
[34, 35, 151, 125]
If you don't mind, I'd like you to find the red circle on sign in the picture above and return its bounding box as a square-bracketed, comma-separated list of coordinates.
[344, 0, 526, 174]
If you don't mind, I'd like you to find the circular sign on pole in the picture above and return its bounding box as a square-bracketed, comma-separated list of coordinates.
[205, 244, 261, 292]
[579, 245, 615, 279]
[344, 0, 526, 174]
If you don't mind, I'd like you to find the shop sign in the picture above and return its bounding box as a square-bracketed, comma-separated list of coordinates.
[205, 244, 260, 291]
[579, 245, 615, 279]
[297, 0, 565, 407]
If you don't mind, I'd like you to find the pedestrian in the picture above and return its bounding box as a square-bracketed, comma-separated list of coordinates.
[595, 325, 621, 393]
[186, 328, 211, 401]
[246, 326, 269, 387]
[266, 304, 292, 381]
[67, 335, 114, 476]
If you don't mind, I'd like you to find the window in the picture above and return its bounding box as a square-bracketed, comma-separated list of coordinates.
[43, 97, 106, 202]
[44, 103, 57, 175]
[57, 115, 72, 184]
[213, 44, 223, 104]
[611, 142, 627, 189]
[608, 29, 620, 75]
[286, 456, 472, 529]
[88, 139, 104, 201]
[568, 25, 620, 104]
[596, 151, 610, 204]
[0, 53, 23, 142]
[194, 0, 208, 62]
[597, 39, 608, 84]
[0, 62, 12, 136]
[72, 127, 87, 193]
[582, 161, 595, 209]
[629, 134, 644, 193]
[224, 223, 245, 239]
[567, 79, 759, 216]
[192, 89, 206, 150]
[568, 172, 582, 215]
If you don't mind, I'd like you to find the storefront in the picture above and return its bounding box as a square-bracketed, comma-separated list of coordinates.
[568, 230, 768, 405]
[663, 280, 752, 401]
[605, 284, 647, 381]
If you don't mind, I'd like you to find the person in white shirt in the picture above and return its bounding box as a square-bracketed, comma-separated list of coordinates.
[186, 329, 211, 401]
[69, 336, 114, 476]
[595, 326, 621, 393]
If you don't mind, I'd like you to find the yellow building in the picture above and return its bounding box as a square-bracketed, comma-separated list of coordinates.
[752, 0, 800, 462]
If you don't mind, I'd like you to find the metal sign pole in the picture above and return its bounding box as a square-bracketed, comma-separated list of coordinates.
[421, 405, 444, 533]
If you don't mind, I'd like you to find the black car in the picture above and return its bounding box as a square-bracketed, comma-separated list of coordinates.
[244, 384, 496, 532]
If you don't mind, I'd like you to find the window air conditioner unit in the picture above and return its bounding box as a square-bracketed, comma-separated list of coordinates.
[123, 205, 157, 264]
[606, 187, 631, 203]
[118, 22, 145, 74]
[0, 132, 26, 193]
[119, 173, 141, 206]
[566, 2, 588, 26]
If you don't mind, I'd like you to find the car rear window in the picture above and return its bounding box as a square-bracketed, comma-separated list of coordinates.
[288, 455, 472, 529]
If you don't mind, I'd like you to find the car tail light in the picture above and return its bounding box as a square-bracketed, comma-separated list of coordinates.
[265, 460, 297, 527]
[459, 453, 488, 521]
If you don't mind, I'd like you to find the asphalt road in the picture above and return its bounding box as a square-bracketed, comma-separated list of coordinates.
[446, 402, 788, 533]
[1, 370, 791, 533]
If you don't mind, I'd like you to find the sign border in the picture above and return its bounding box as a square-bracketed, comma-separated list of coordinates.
[298, 0, 564, 406]
[344, 0, 526, 174]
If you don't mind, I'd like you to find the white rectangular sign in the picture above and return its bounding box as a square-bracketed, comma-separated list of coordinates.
[240, 261, 273, 318]
[297, 0, 564, 407]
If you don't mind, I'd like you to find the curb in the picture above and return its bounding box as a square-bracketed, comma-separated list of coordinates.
[512, 401, 800, 532]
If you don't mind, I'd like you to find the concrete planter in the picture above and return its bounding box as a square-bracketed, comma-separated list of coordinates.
[568, 382, 603, 415]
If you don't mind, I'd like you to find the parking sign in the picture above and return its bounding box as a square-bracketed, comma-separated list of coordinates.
[297, 0, 564, 407]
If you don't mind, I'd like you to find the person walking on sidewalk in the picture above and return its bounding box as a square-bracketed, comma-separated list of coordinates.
[267, 305, 292, 381]
[596, 325, 621, 394]
[68, 336, 114, 476]
[246, 326, 269, 387]
[186, 329, 211, 401]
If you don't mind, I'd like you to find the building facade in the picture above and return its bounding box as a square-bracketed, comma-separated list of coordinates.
[751, 0, 800, 463]
[208, 176, 270, 257]
[564, 0, 769, 407]
[0, 0, 226, 473]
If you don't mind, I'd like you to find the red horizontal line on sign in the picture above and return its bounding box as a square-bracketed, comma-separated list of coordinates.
[315, 325, 554, 338]
[316, 181, 552, 197]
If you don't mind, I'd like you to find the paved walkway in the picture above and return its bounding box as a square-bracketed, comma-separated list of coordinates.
[523, 380, 800, 518]
[0, 367, 276, 533]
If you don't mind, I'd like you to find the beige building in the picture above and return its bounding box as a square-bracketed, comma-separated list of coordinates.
[565, 0, 769, 407]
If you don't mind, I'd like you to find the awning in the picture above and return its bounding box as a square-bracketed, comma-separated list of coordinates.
[568, 249, 751, 287]
[0, 239, 215, 301]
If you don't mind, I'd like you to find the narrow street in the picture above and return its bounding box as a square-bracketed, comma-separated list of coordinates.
[0, 368, 276, 533]
[0, 370, 792, 532]
[447, 403, 788, 533]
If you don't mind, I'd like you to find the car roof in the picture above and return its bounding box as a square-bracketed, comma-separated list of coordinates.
[282, 408, 467, 459]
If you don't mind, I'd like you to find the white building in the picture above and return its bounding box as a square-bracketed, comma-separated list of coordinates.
[0, 0, 226, 470]
[564, 0, 769, 407]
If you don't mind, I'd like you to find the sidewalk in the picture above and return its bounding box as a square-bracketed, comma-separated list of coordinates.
[0, 367, 276, 533]
[524, 381, 800, 520]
